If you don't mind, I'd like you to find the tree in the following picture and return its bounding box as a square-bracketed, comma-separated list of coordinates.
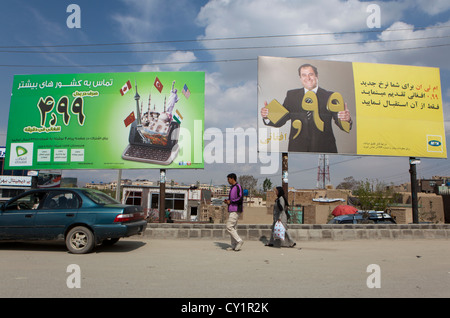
[262, 178, 273, 192]
[353, 179, 394, 211]
[238, 175, 258, 196]
[336, 176, 360, 191]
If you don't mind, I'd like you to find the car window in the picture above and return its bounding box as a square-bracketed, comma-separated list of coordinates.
[81, 190, 119, 205]
[43, 191, 80, 210]
[4, 192, 46, 211]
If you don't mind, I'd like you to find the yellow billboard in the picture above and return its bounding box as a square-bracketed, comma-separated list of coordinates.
[353, 62, 445, 158]
[258, 56, 446, 159]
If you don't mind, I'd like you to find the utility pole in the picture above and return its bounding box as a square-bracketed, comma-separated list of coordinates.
[409, 157, 420, 223]
[159, 169, 166, 223]
[115, 169, 122, 202]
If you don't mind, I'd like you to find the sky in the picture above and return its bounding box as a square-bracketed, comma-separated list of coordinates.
[0, 0, 450, 189]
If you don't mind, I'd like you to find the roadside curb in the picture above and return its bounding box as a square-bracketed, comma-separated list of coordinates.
[142, 223, 450, 241]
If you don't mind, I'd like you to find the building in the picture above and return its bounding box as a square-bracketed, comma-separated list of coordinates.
[390, 176, 449, 223]
[121, 184, 212, 222]
[264, 184, 447, 224]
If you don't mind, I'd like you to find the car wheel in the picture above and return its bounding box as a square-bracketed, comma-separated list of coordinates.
[66, 226, 95, 254]
[102, 238, 120, 246]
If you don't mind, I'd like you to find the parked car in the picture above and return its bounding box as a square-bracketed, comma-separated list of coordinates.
[328, 210, 396, 224]
[0, 188, 147, 254]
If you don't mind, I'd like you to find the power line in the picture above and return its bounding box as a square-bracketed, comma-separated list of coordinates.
[1, 42, 449, 68]
[279, 156, 364, 176]
[1, 24, 449, 49]
[1, 34, 448, 54]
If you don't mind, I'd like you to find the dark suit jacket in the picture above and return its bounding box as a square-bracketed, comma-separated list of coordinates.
[264, 87, 347, 153]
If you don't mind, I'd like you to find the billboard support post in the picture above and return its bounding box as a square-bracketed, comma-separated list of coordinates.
[159, 169, 166, 223]
[282, 152, 288, 202]
[409, 157, 420, 224]
[31, 175, 38, 189]
[115, 169, 122, 202]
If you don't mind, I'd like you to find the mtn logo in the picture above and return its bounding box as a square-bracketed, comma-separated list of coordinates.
[427, 135, 444, 153]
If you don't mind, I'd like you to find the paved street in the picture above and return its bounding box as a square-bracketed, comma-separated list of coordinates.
[1, 238, 450, 298]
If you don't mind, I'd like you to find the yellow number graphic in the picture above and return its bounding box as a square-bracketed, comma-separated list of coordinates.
[327, 92, 350, 133]
[292, 120, 302, 139]
[302, 90, 324, 132]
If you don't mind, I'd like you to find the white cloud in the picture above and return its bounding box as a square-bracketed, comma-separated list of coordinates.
[413, 0, 450, 15]
[195, 0, 449, 69]
[362, 20, 450, 69]
[111, 0, 165, 42]
[205, 73, 256, 129]
[197, 0, 374, 37]
[113, 0, 202, 72]
[140, 51, 197, 72]
[194, 0, 411, 82]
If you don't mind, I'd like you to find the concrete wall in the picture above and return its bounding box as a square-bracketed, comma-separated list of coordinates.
[396, 192, 445, 223]
[143, 223, 450, 241]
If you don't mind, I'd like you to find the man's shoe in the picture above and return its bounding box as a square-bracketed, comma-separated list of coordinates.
[234, 240, 244, 251]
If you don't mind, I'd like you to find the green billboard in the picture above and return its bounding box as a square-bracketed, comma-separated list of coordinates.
[6, 72, 204, 170]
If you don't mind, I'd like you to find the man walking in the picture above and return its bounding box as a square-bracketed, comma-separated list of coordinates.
[224, 173, 244, 251]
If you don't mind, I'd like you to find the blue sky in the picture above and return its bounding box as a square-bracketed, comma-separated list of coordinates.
[1, 0, 450, 189]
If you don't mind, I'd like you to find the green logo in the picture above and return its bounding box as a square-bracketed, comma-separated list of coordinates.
[16, 146, 28, 157]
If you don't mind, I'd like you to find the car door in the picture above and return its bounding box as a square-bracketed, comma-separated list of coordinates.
[34, 190, 80, 239]
[0, 191, 46, 239]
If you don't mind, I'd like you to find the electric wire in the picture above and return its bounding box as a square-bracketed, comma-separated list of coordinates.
[0, 34, 448, 54]
[1, 42, 449, 68]
[0, 24, 449, 68]
[1, 24, 448, 48]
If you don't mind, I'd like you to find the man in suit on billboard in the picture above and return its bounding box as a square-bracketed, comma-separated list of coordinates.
[261, 64, 352, 153]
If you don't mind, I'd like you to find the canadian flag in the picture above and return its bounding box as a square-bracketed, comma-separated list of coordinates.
[120, 80, 132, 96]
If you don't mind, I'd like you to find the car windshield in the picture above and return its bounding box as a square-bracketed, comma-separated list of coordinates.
[82, 189, 119, 205]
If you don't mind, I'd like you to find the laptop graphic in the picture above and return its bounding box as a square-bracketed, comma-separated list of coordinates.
[122, 80, 180, 165]
[122, 119, 180, 165]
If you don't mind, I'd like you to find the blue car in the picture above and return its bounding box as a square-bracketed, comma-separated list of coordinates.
[0, 188, 147, 254]
[328, 210, 396, 224]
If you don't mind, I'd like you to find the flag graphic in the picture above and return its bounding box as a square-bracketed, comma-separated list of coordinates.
[120, 80, 132, 96]
[154, 77, 163, 93]
[124, 111, 136, 127]
[182, 84, 190, 99]
[176, 109, 183, 120]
